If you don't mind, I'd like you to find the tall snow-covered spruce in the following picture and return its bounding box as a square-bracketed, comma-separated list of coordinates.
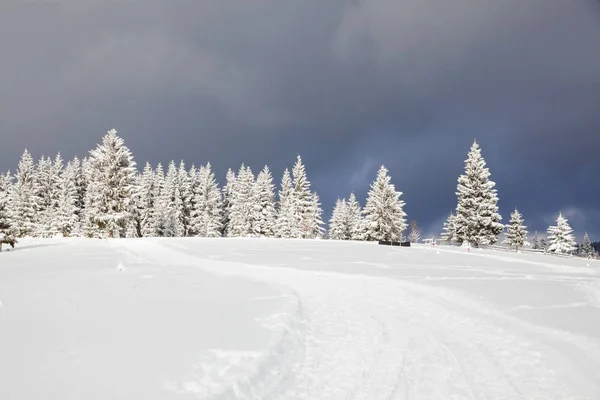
[362, 165, 407, 242]
[503, 209, 529, 251]
[84, 129, 137, 238]
[51, 158, 81, 237]
[345, 193, 364, 240]
[11, 149, 38, 237]
[329, 199, 348, 240]
[547, 213, 577, 254]
[191, 163, 222, 237]
[290, 155, 321, 239]
[275, 168, 295, 239]
[454, 140, 503, 246]
[252, 166, 277, 237]
[580, 232, 595, 258]
[227, 165, 256, 237]
[441, 211, 457, 243]
[0, 172, 16, 250]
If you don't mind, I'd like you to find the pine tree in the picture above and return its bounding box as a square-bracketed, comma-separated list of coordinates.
[329, 199, 348, 240]
[290, 156, 316, 239]
[0, 172, 16, 250]
[227, 165, 256, 237]
[547, 213, 577, 254]
[275, 168, 296, 239]
[177, 161, 193, 236]
[306, 192, 325, 239]
[150, 163, 167, 236]
[137, 163, 159, 237]
[580, 232, 594, 258]
[532, 231, 540, 250]
[36, 154, 64, 237]
[503, 209, 529, 251]
[158, 161, 185, 237]
[454, 140, 503, 246]
[252, 166, 277, 237]
[84, 129, 137, 238]
[51, 158, 80, 237]
[408, 220, 422, 243]
[11, 149, 38, 237]
[346, 193, 364, 240]
[362, 165, 407, 242]
[441, 211, 457, 242]
[220, 169, 236, 236]
[191, 163, 223, 237]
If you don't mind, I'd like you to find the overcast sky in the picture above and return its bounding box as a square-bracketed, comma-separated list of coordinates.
[1, 1, 599, 238]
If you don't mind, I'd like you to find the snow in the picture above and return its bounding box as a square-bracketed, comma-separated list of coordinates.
[1, 238, 600, 399]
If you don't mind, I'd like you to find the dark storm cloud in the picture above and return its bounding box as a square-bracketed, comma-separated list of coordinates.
[1, 0, 599, 238]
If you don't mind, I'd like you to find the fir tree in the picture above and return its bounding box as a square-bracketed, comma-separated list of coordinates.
[503, 209, 529, 251]
[362, 165, 407, 242]
[291, 155, 315, 239]
[540, 237, 549, 252]
[547, 213, 577, 254]
[227, 165, 255, 237]
[84, 129, 137, 238]
[252, 166, 277, 237]
[177, 161, 193, 236]
[329, 199, 348, 240]
[220, 169, 236, 236]
[51, 158, 80, 237]
[158, 161, 185, 237]
[408, 220, 422, 243]
[150, 163, 167, 236]
[454, 140, 503, 246]
[441, 211, 457, 242]
[346, 193, 364, 240]
[191, 163, 223, 237]
[580, 232, 594, 258]
[275, 168, 295, 238]
[0, 172, 16, 250]
[306, 192, 325, 239]
[138, 163, 159, 237]
[11, 149, 38, 237]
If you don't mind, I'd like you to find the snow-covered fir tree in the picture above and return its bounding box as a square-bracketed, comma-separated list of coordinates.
[579, 232, 595, 258]
[220, 168, 236, 236]
[149, 163, 167, 236]
[441, 211, 457, 242]
[0, 172, 16, 250]
[177, 161, 194, 236]
[275, 168, 296, 238]
[11, 149, 38, 237]
[137, 163, 159, 237]
[346, 193, 364, 240]
[252, 166, 277, 237]
[547, 213, 577, 254]
[191, 163, 222, 237]
[290, 155, 318, 239]
[227, 165, 256, 237]
[329, 199, 348, 240]
[158, 161, 185, 237]
[503, 209, 529, 251]
[454, 140, 503, 246]
[408, 220, 422, 243]
[362, 165, 407, 242]
[33, 155, 53, 236]
[51, 158, 80, 237]
[84, 129, 137, 238]
[306, 192, 325, 239]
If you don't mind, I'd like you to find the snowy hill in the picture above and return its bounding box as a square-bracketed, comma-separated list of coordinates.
[1, 238, 599, 399]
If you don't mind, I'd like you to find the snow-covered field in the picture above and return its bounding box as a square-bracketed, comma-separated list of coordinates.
[1, 238, 599, 399]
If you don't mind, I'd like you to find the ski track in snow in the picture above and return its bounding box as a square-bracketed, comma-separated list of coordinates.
[116, 239, 600, 400]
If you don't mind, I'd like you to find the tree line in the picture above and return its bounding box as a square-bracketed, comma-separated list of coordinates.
[0, 130, 595, 258]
